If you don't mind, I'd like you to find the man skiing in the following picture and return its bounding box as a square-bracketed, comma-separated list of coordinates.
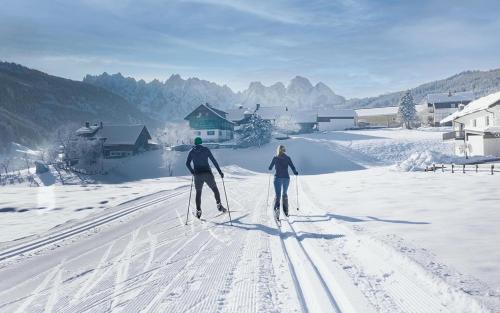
[268, 145, 298, 220]
[186, 137, 226, 219]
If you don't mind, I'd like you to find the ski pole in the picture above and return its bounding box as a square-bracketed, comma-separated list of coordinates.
[296, 174, 300, 211]
[221, 177, 233, 226]
[185, 175, 194, 225]
[266, 173, 271, 208]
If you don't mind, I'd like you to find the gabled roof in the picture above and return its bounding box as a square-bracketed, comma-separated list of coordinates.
[440, 91, 500, 124]
[97, 125, 150, 145]
[424, 91, 474, 104]
[226, 106, 250, 121]
[184, 104, 234, 124]
[355, 106, 399, 117]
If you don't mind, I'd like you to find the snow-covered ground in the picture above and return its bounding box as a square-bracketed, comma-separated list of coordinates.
[1, 128, 499, 312]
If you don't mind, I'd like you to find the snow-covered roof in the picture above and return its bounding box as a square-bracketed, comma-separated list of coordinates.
[440, 91, 500, 124]
[415, 104, 427, 112]
[355, 106, 399, 117]
[98, 125, 150, 145]
[256, 106, 288, 120]
[424, 91, 474, 104]
[76, 125, 100, 135]
[226, 107, 250, 121]
[317, 109, 355, 118]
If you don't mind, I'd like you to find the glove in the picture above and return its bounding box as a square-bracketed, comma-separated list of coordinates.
[219, 172, 224, 178]
[189, 169, 195, 175]
[294, 171, 298, 176]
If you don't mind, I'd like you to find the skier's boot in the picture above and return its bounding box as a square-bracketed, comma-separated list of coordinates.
[217, 202, 227, 213]
[282, 195, 289, 217]
[196, 208, 202, 219]
[274, 197, 280, 221]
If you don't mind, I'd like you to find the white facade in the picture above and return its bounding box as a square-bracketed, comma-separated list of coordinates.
[192, 129, 233, 142]
[442, 91, 500, 157]
[318, 118, 355, 131]
[317, 109, 355, 131]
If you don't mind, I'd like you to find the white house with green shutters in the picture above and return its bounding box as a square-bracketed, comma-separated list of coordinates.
[184, 103, 235, 142]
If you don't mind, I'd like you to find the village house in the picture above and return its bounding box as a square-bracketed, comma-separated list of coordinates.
[355, 106, 400, 128]
[76, 122, 155, 158]
[317, 109, 356, 131]
[420, 91, 474, 126]
[440, 91, 500, 157]
[184, 103, 234, 142]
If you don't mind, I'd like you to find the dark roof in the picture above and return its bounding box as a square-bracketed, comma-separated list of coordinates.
[184, 104, 235, 124]
[97, 125, 151, 145]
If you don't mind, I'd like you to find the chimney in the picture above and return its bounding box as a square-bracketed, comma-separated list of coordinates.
[239, 105, 243, 109]
[256, 103, 261, 111]
[85, 121, 90, 128]
[458, 103, 465, 111]
[100, 121, 103, 128]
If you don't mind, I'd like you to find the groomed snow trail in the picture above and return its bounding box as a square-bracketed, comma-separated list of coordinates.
[0, 173, 489, 312]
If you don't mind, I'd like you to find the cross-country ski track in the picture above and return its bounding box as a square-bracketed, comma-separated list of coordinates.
[0, 173, 488, 313]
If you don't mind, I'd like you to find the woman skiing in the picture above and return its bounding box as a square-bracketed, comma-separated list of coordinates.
[268, 145, 298, 220]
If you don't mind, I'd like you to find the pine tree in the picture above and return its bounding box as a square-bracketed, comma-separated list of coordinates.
[236, 114, 272, 148]
[397, 90, 417, 129]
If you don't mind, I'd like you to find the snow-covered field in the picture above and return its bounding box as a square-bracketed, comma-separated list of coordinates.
[1, 128, 499, 312]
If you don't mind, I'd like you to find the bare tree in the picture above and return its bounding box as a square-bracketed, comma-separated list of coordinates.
[1, 158, 11, 176]
[162, 151, 177, 177]
[52, 123, 79, 166]
[157, 122, 193, 147]
[23, 153, 31, 174]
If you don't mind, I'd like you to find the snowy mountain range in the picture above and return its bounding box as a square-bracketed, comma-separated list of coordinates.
[83, 74, 345, 121]
[83, 73, 238, 122]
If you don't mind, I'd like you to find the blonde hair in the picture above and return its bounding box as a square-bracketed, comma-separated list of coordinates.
[276, 145, 286, 156]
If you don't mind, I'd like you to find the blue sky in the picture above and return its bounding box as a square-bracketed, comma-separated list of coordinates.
[1, 0, 499, 98]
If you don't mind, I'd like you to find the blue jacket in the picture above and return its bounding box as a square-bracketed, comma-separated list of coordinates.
[186, 145, 222, 175]
[269, 153, 298, 178]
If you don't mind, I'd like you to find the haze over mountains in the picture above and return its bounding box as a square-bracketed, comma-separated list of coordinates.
[2, 60, 500, 150]
[83, 73, 346, 121]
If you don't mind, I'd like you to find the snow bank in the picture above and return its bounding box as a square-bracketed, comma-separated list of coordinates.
[397, 151, 496, 172]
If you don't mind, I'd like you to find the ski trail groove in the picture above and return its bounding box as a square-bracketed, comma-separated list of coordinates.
[0, 190, 187, 262]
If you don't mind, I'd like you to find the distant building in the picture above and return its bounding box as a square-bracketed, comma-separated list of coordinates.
[184, 103, 234, 142]
[317, 109, 355, 131]
[76, 122, 155, 158]
[420, 91, 474, 126]
[355, 106, 400, 128]
[441, 91, 500, 157]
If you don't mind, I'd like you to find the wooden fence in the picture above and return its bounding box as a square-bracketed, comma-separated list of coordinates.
[425, 163, 499, 175]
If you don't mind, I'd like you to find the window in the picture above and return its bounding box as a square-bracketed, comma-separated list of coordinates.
[207, 130, 215, 136]
[219, 130, 223, 136]
[472, 119, 477, 127]
[486, 116, 490, 126]
[195, 131, 201, 136]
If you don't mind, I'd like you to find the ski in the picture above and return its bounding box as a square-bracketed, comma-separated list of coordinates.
[273, 208, 281, 227]
[190, 211, 226, 223]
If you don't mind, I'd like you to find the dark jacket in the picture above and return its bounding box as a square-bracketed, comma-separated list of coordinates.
[186, 145, 222, 175]
[269, 153, 298, 178]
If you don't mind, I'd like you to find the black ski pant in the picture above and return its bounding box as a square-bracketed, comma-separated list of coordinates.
[194, 172, 221, 210]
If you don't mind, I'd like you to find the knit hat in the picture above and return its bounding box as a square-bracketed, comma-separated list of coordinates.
[194, 137, 202, 145]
